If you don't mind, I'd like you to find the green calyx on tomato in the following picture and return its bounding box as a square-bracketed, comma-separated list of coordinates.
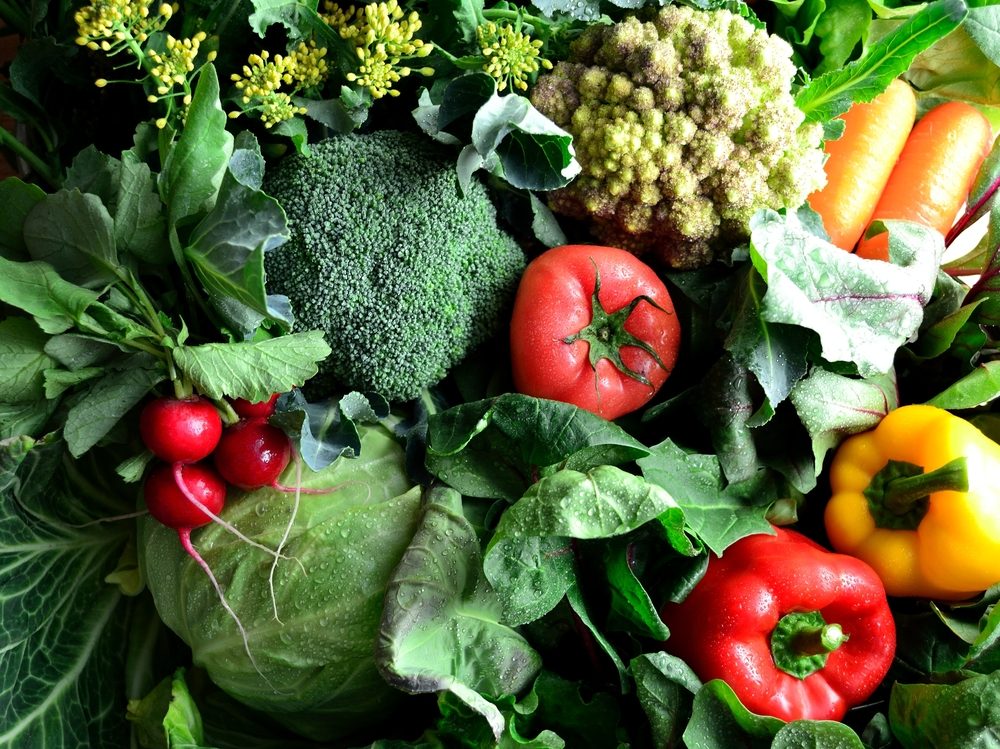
[562, 263, 668, 387]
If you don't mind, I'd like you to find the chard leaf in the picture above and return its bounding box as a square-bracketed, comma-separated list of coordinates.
[926, 361, 1000, 409]
[0, 317, 54, 403]
[796, 0, 968, 122]
[789, 367, 898, 476]
[0, 177, 45, 260]
[0, 437, 131, 749]
[63, 355, 166, 457]
[377, 486, 541, 742]
[637, 439, 775, 555]
[172, 330, 331, 402]
[0, 257, 100, 334]
[184, 133, 293, 335]
[749, 210, 940, 378]
[426, 393, 650, 503]
[22, 189, 119, 289]
[159, 64, 234, 226]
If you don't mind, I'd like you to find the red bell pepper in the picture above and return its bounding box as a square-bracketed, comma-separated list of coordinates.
[659, 526, 895, 722]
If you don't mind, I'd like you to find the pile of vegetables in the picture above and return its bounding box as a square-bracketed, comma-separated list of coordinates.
[4, 0, 1000, 747]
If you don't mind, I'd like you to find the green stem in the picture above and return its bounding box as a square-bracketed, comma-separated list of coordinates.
[882, 458, 968, 516]
[770, 611, 847, 679]
[0, 123, 60, 186]
[791, 623, 846, 656]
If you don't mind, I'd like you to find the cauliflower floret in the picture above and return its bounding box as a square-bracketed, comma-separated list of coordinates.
[531, 5, 826, 269]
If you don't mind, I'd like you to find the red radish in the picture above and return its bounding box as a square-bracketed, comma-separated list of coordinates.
[139, 396, 223, 463]
[214, 419, 292, 489]
[143, 460, 270, 684]
[144, 462, 226, 527]
[230, 393, 281, 419]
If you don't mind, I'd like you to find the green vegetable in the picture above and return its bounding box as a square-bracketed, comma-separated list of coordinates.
[263, 129, 526, 401]
[529, 5, 827, 269]
[139, 424, 423, 742]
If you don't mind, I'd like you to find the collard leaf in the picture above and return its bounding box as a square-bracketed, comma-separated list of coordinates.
[749, 209, 940, 377]
[172, 330, 331, 402]
[377, 487, 541, 742]
[724, 268, 811, 407]
[0, 317, 54, 403]
[22, 189, 119, 289]
[0, 177, 45, 260]
[0, 257, 100, 334]
[271, 389, 390, 471]
[637, 439, 775, 555]
[789, 367, 898, 475]
[795, 0, 968, 121]
[184, 135, 293, 335]
[425, 394, 650, 502]
[159, 64, 234, 226]
[0, 437, 131, 749]
[63, 356, 166, 457]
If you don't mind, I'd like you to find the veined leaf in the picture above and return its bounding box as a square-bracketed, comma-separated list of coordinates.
[0, 257, 100, 335]
[0, 437, 131, 749]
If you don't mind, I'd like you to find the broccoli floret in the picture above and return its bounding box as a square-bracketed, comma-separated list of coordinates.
[263, 130, 526, 402]
[530, 5, 826, 269]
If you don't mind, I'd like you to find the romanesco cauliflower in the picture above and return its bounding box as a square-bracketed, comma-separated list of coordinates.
[530, 5, 827, 269]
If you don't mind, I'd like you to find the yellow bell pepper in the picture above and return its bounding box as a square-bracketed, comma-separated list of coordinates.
[825, 404, 1000, 600]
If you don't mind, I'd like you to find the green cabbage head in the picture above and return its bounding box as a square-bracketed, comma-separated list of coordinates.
[139, 424, 423, 742]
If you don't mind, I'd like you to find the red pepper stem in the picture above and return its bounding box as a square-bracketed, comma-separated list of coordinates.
[882, 457, 968, 516]
[791, 623, 846, 656]
[770, 611, 847, 679]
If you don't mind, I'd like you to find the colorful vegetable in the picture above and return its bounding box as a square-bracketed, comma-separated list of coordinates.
[825, 404, 1000, 600]
[263, 130, 526, 402]
[855, 101, 992, 261]
[660, 526, 895, 722]
[509, 244, 681, 420]
[143, 462, 227, 531]
[213, 418, 292, 490]
[230, 393, 281, 419]
[139, 396, 224, 464]
[529, 5, 826, 269]
[807, 78, 917, 251]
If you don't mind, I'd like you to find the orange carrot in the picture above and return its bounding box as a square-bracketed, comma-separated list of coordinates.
[856, 100, 993, 262]
[808, 78, 917, 252]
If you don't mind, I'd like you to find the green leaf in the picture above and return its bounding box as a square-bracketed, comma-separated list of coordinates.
[0, 177, 45, 260]
[638, 439, 775, 555]
[0, 317, 55, 403]
[159, 64, 234, 226]
[789, 367, 898, 476]
[0, 256, 101, 334]
[22, 189, 120, 289]
[248, 0, 324, 39]
[0, 399, 56, 439]
[171, 330, 331, 402]
[425, 394, 650, 503]
[63, 356, 166, 457]
[796, 0, 968, 121]
[377, 486, 542, 742]
[903, 21, 1000, 107]
[631, 652, 702, 749]
[926, 360, 1000, 408]
[0, 437, 131, 749]
[115, 152, 170, 265]
[772, 721, 865, 748]
[890, 671, 1000, 748]
[530, 0, 602, 22]
[270, 389, 390, 471]
[481, 535, 576, 626]
[749, 209, 940, 377]
[184, 134, 293, 335]
[683, 680, 784, 748]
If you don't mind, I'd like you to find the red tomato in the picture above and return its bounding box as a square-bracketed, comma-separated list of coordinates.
[509, 244, 681, 420]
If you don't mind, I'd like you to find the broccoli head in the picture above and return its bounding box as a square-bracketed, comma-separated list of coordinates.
[263, 130, 526, 401]
[530, 5, 827, 269]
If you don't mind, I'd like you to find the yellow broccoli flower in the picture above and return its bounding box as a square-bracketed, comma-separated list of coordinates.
[476, 20, 552, 92]
[74, 0, 173, 48]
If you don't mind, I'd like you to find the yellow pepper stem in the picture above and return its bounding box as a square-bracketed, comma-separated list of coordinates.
[865, 457, 969, 530]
